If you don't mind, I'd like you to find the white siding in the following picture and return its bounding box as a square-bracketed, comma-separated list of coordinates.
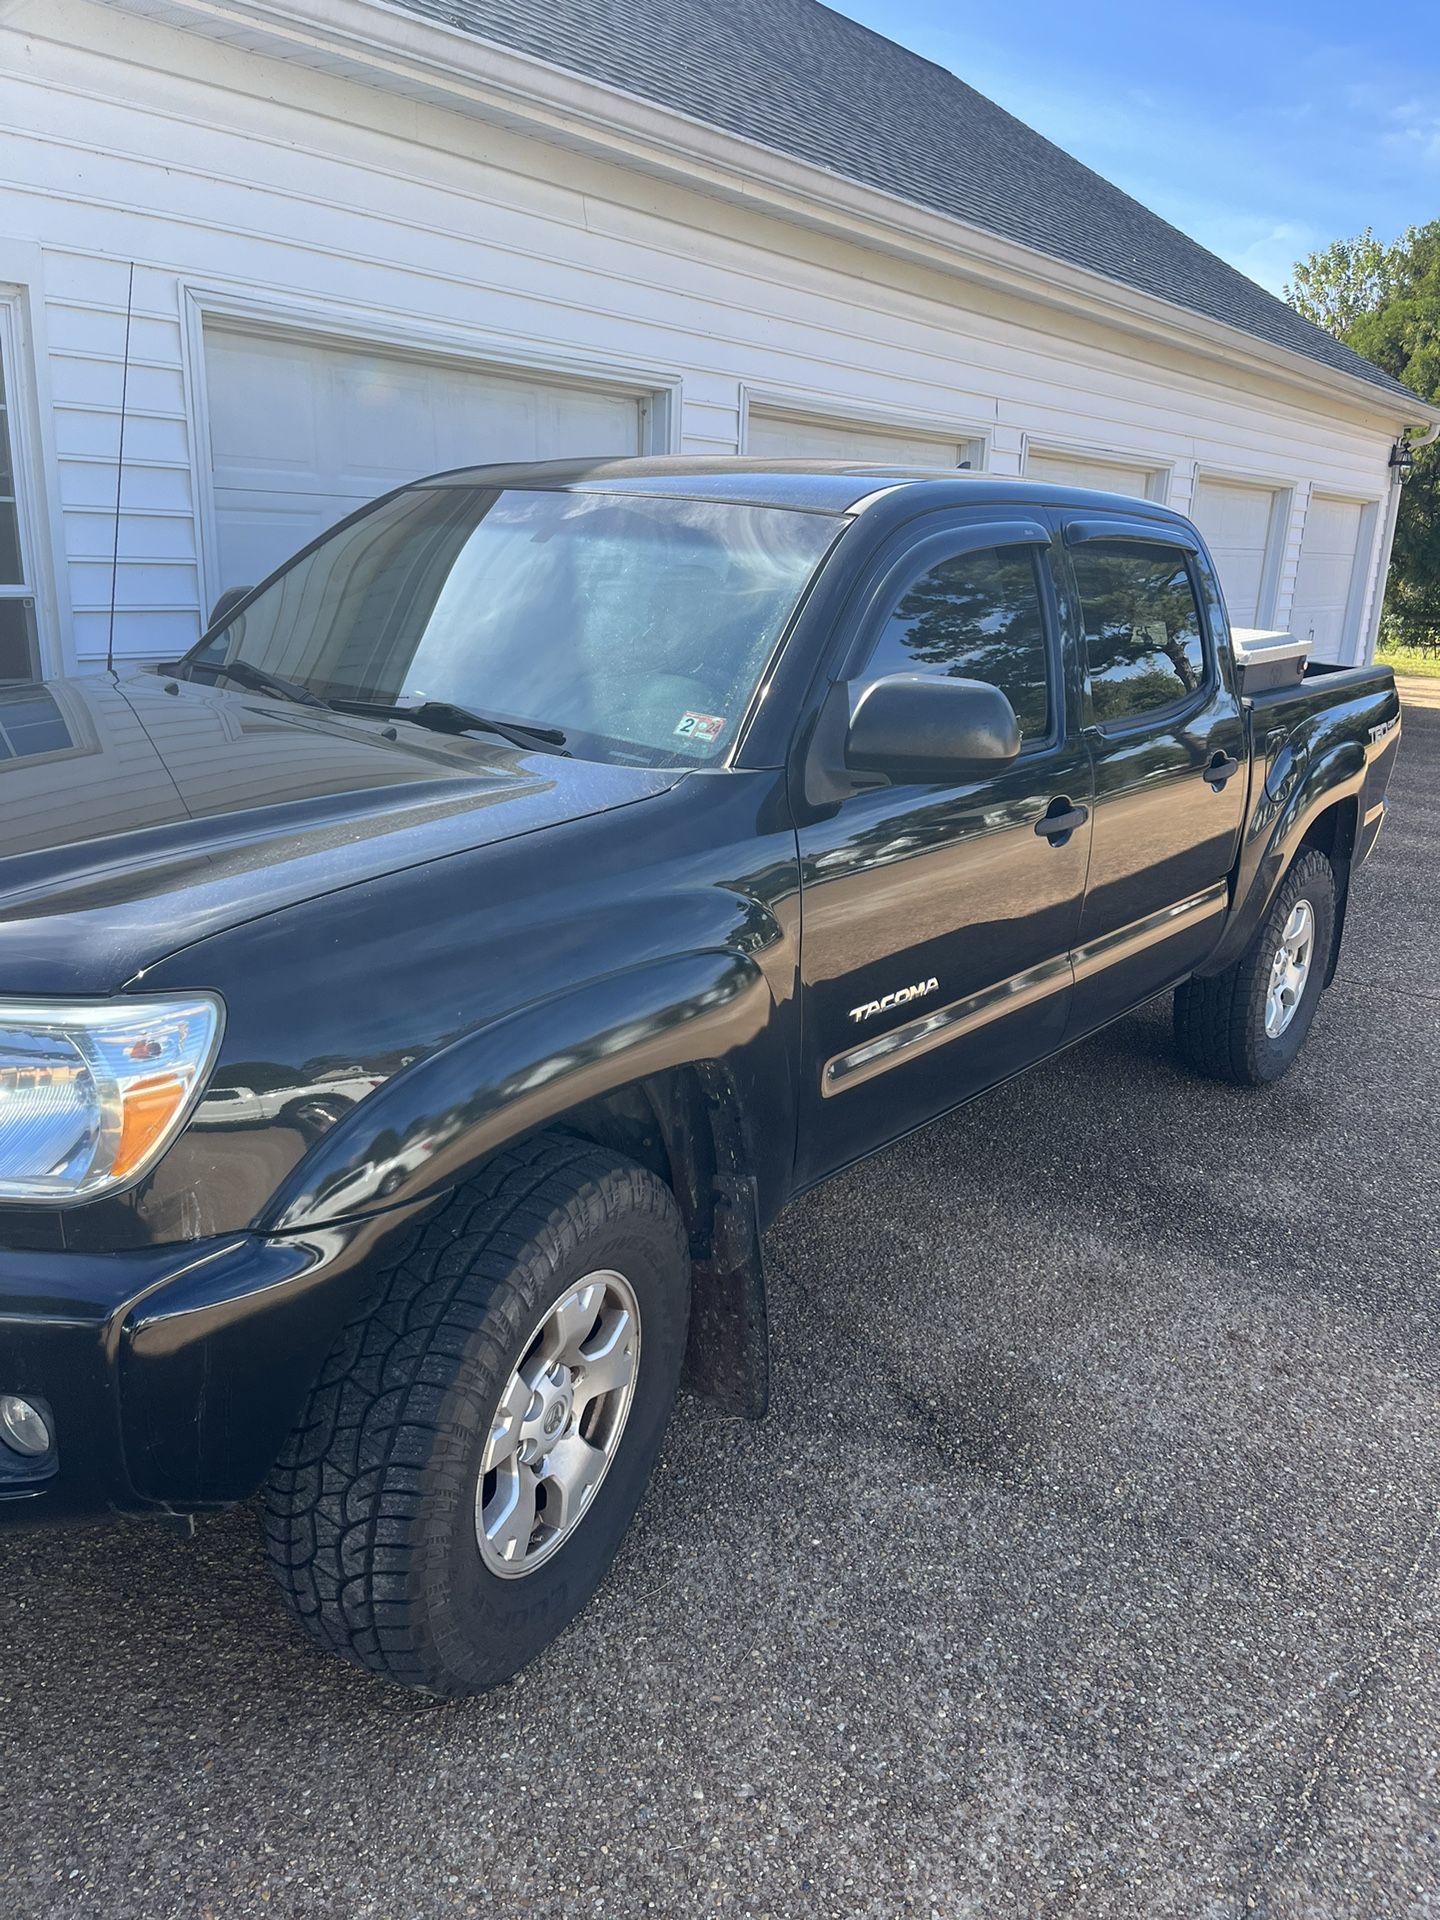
[41, 257, 202, 664]
[0, 0, 1408, 671]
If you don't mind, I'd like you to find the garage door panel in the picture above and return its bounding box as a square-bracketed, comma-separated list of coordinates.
[525, 385, 646, 458]
[214, 492, 375, 596]
[1290, 495, 1366, 664]
[1025, 450, 1159, 499]
[746, 409, 970, 466]
[1193, 479, 1263, 545]
[330, 357, 444, 484]
[1214, 550, 1266, 625]
[207, 333, 324, 487]
[1302, 496, 1362, 552]
[1190, 476, 1280, 628]
[1300, 555, 1355, 601]
[205, 325, 642, 592]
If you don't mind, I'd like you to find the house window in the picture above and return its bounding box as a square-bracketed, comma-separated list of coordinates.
[0, 322, 39, 682]
[0, 684, 73, 762]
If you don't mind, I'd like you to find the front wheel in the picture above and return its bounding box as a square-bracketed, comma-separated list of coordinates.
[1173, 848, 1337, 1086]
[261, 1137, 690, 1694]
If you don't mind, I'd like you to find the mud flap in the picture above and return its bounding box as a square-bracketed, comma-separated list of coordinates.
[683, 1173, 769, 1419]
[1324, 856, 1352, 987]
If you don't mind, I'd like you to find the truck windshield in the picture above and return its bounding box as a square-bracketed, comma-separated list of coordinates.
[181, 486, 843, 768]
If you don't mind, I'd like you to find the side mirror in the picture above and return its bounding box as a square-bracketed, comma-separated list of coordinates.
[206, 585, 254, 631]
[845, 673, 1022, 782]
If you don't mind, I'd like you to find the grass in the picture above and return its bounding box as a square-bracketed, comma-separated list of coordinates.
[1377, 642, 1440, 680]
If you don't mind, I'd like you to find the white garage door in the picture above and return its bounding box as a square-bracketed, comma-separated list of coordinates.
[1025, 448, 1163, 500]
[204, 326, 644, 596]
[1190, 476, 1281, 627]
[746, 407, 977, 467]
[1290, 495, 1366, 663]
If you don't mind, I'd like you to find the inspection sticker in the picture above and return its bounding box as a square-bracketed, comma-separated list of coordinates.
[674, 711, 726, 743]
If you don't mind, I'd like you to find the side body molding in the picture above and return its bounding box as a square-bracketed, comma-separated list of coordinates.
[261, 949, 778, 1232]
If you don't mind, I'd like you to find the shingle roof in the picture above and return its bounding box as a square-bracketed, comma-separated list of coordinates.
[389, 0, 1421, 408]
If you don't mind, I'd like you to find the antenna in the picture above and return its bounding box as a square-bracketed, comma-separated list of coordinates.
[105, 261, 136, 674]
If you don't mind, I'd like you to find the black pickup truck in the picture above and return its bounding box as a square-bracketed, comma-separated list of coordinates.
[0, 459, 1400, 1693]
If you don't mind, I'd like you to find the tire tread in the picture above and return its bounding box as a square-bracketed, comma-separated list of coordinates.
[261, 1134, 683, 1690]
[1173, 849, 1335, 1087]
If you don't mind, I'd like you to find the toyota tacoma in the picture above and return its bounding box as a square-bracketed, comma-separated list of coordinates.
[0, 458, 1400, 1692]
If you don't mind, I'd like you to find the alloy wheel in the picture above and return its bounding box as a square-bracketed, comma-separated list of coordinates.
[1265, 898, 1315, 1039]
[476, 1271, 641, 1577]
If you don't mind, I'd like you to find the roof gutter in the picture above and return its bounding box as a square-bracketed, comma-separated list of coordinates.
[96, 0, 1440, 430]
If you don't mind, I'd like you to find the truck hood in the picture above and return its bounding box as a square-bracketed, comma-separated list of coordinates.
[0, 673, 680, 994]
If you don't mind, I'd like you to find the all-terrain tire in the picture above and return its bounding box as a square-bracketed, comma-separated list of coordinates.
[1173, 848, 1337, 1087]
[261, 1135, 689, 1695]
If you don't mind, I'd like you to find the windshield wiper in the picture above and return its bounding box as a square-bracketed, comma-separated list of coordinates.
[184, 657, 330, 708]
[327, 697, 569, 754]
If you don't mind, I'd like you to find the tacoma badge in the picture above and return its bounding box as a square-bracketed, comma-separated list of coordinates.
[849, 977, 940, 1024]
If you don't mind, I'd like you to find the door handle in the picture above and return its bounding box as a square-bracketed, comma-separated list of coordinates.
[1205, 751, 1241, 789]
[1035, 799, 1089, 844]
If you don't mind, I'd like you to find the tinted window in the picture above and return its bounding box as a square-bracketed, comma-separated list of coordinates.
[867, 544, 1051, 740]
[1070, 540, 1207, 723]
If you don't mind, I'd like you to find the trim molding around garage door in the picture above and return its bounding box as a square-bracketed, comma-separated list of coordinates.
[180, 284, 685, 616]
[738, 383, 991, 468]
[1021, 432, 1174, 502]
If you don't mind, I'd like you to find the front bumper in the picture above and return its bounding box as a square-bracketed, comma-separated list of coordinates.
[0, 1198, 433, 1525]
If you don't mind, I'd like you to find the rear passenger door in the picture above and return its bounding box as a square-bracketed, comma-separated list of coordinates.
[793, 516, 1091, 1186]
[1059, 515, 1247, 1036]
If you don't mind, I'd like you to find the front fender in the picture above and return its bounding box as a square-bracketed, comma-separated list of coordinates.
[262, 949, 779, 1231]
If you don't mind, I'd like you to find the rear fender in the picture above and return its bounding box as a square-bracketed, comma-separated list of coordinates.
[1199, 734, 1364, 978]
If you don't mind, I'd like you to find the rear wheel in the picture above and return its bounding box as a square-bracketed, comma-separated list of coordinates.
[261, 1136, 689, 1695]
[1173, 848, 1336, 1086]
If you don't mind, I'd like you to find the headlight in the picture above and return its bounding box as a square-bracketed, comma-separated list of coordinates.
[0, 995, 224, 1203]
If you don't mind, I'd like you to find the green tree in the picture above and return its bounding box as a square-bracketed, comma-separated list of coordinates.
[1284, 227, 1407, 337]
[1288, 222, 1440, 649]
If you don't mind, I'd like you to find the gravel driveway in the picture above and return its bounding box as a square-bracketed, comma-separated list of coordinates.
[3, 685, 1437, 1920]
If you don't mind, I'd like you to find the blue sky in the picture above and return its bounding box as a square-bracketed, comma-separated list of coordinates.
[828, 0, 1439, 293]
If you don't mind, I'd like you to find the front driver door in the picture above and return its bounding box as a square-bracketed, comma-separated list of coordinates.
[792, 516, 1091, 1188]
